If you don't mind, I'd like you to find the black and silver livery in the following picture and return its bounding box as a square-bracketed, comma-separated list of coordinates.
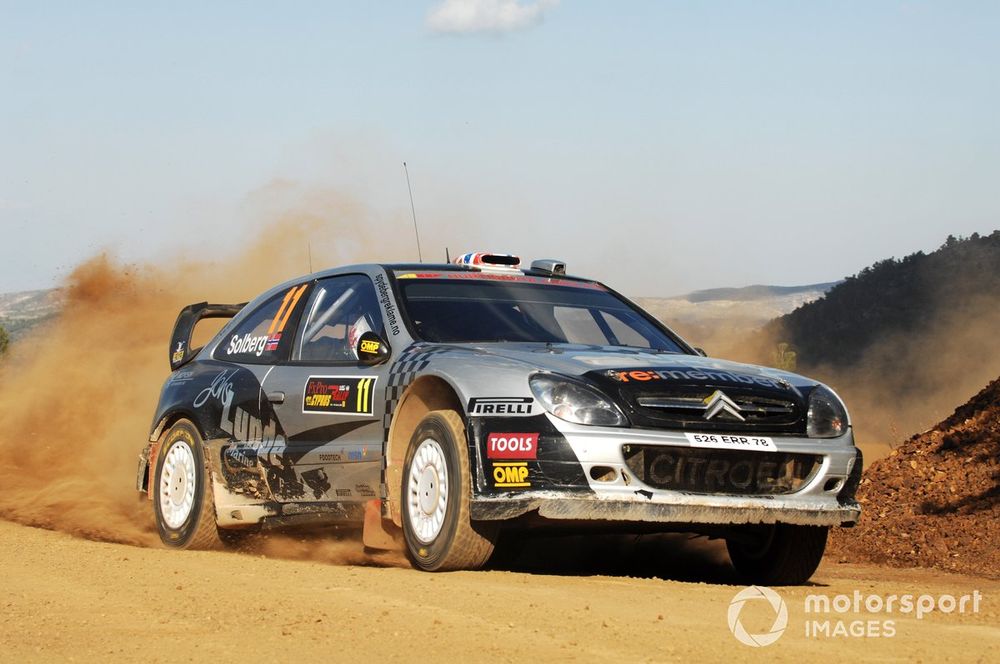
[137, 252, 861, 584]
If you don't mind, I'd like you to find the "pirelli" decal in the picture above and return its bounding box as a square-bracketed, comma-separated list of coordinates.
[303, 376, 378, 416]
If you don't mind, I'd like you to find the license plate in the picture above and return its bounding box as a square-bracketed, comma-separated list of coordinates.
[684, 432, 777, 452]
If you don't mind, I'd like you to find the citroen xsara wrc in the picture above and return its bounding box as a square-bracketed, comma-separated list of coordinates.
[137, 252, 861, 584]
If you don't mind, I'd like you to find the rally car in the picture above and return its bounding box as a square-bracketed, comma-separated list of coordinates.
[137, 252, 861, 584]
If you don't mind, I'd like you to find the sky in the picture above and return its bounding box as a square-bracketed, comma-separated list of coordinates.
[2, 1, 998, 296]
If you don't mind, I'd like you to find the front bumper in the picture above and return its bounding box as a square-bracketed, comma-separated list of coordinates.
[472, 416, 862, 528]
[471, 492, 860, 526]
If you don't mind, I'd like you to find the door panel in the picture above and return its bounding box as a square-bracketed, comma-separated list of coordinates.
[260, 274, 391, 503]
[262, 365, 385, 502]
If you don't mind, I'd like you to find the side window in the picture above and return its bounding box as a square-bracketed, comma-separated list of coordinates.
[216, 283, 309, 364]
[295, 275, 383, 363]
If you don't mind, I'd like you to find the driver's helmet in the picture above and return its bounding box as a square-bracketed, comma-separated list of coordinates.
[347, 312, 372, 359]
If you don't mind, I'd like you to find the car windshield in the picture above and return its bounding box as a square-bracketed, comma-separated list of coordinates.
[395, 274, 686, 352]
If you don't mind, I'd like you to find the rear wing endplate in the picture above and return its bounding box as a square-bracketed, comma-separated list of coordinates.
[169, 301, 247, 371]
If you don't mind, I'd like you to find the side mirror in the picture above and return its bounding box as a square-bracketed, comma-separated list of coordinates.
[694, 347, 708, 357]
[357, 331, 391, 366]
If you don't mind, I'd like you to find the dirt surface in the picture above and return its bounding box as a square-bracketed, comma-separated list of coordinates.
[830, 377, 1000, 578]
[1, 520, 997, 663]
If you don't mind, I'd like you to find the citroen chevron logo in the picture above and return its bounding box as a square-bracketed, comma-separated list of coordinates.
[703, 390, 745, 421]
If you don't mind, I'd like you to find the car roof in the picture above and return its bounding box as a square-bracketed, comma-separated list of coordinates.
[250, 262, 601, 312]
[303, 262, 598, 283]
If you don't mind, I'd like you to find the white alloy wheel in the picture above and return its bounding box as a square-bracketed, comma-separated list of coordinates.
[406, 438, 449, 544]
[158, 440, 197, 529]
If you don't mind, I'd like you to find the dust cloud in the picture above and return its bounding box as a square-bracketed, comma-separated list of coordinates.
[798, 293, 1000, 459]
[0, 189, 411, 554]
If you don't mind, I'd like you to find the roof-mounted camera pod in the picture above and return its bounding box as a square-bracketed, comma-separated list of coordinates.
[528, 259, 567, 276]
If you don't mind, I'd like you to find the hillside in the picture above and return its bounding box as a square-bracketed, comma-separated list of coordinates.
[0, 289, 62, 339]
[829, 376, 1000, 578]
[763, 232, 1000, 368]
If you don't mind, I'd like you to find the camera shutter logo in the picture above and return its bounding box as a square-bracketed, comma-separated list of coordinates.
[728, 586, 788, 647]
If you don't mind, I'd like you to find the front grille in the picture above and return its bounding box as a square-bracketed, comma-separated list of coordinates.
[622, 444, 821, 496]
[626, 388, 804, 434]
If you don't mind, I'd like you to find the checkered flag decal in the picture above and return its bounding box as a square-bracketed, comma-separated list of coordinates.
[378, 343, 451, 500]
[383, 344, 451, 436]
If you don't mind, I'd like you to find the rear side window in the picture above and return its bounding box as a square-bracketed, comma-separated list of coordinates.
[215, 283, 308, 364]
[294, 275, 383, 363]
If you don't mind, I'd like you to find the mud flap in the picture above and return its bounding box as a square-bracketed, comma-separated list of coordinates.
[362, 499, 404, 551]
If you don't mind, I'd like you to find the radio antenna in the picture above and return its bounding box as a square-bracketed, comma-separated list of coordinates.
[402, 161, 423, 263]
[308, 242, 313, 273]
[445, 247, 451, 263]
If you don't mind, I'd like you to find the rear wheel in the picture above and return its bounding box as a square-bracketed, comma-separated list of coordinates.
[153, 419, 220, 550]
[726, 524, 828, 585]
[401, 410, 497, 571]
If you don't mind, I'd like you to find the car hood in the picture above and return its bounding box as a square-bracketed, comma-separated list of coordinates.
[457, 342, 814, 392]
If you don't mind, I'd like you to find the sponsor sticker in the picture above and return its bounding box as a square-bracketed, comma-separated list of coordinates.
[172, 341, 185, 364]
[303, 376, 378, 416]
[486, 433, 539, 460]
[225, 284, 306, 358]
[359, 339, 381, 355]
[606, 367, 786, 390]
[469, 397, 534, 416]
[168, 370, 195, 385]
[374, 272, 401, 336]
[492, 461, 530, 488]
[684, 432, 777, 452]
[226, 332, 270, 357]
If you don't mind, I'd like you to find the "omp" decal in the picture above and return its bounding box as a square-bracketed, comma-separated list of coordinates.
[492, 461, 530, 488]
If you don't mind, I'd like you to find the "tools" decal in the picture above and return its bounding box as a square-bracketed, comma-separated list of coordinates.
[486, 433, 539, 459]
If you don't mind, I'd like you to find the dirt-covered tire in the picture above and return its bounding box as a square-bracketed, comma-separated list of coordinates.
[726, 524, 828, 585]
[153, 419, 220, 550]
[401, 410, 497, 571]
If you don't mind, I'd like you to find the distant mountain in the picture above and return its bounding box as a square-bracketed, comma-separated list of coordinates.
[0, 289, 62, 339]
[680, 282, 841, 303]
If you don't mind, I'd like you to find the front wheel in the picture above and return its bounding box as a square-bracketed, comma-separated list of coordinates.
[153, 419, 221, 549]
[401, 410, 497, 571]
[726, 524, 828, 585]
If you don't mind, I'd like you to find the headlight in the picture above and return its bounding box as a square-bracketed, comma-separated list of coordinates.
[529, 374, 627, 427]
[806, 385, 849, 438]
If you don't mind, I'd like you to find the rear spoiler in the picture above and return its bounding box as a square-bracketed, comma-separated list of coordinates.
[169, 302, 247, 371]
